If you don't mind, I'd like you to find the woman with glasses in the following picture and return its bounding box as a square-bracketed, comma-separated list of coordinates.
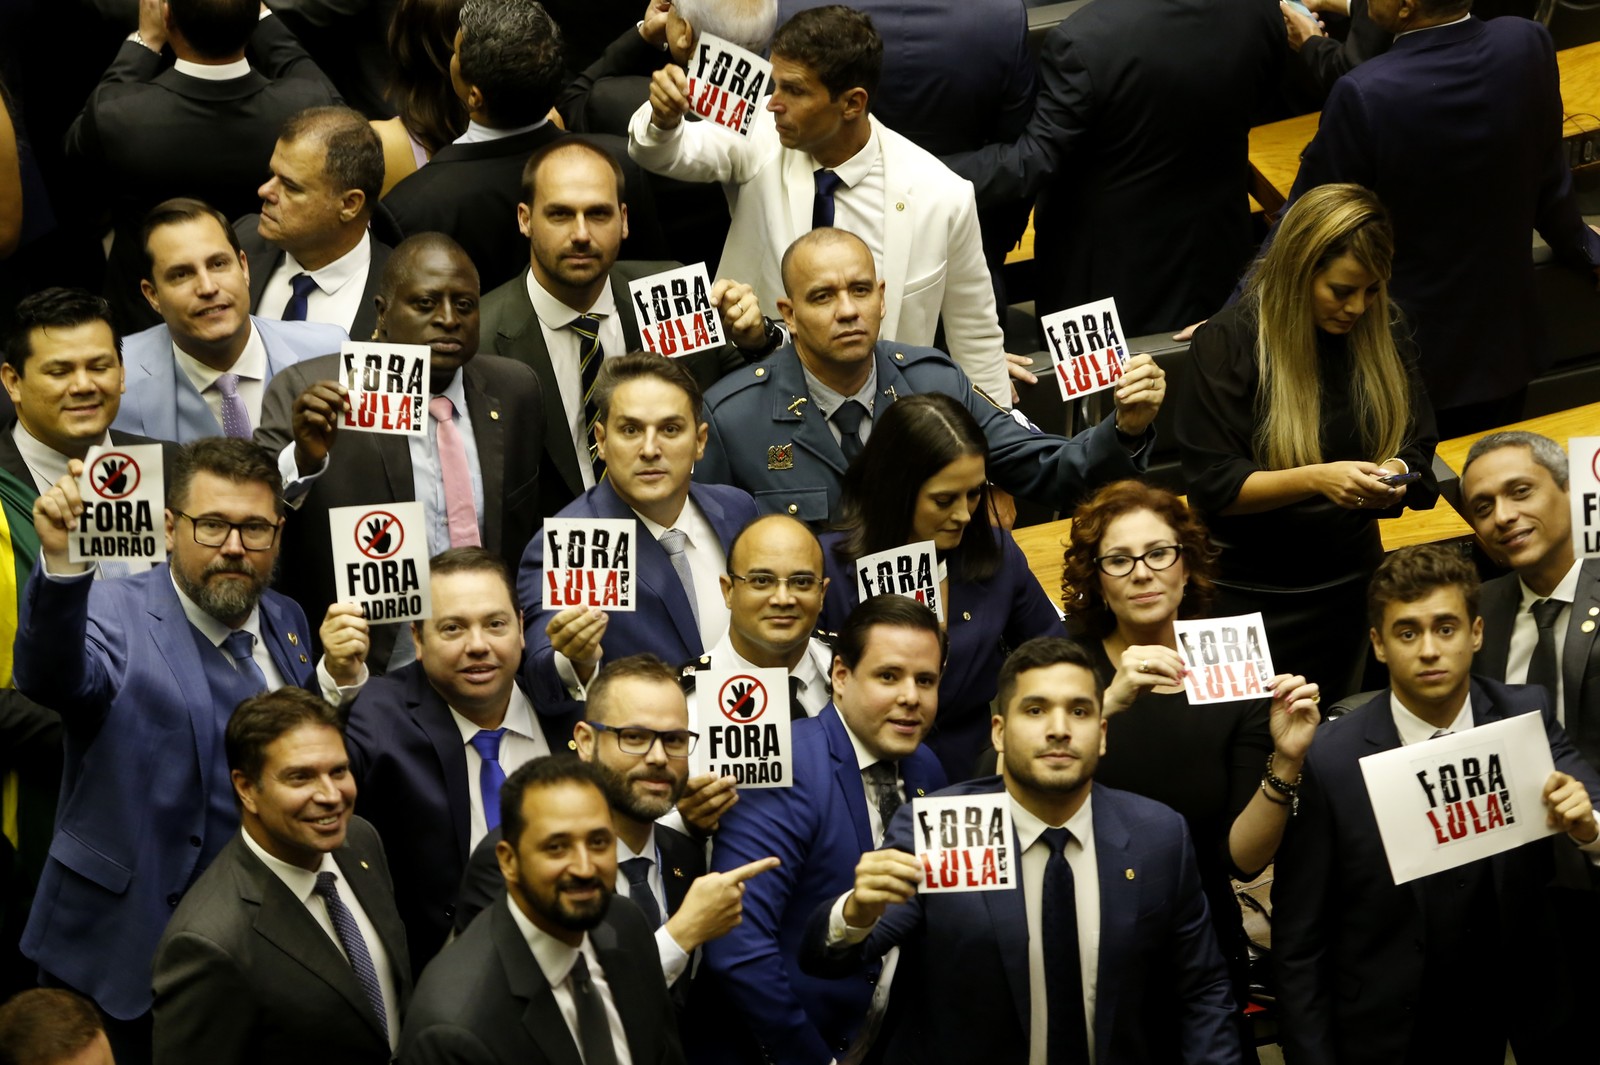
[1063, 480, 1320, 1045]
[1176, 183, 1437, 697]
[818, 393, 1062, 781]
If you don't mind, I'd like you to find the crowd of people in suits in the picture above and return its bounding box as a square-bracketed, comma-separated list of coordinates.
[0, 0, 1598, 1062]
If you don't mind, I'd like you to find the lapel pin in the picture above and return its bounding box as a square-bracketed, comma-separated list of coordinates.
[287, 632, 299, 646]
[490, 410, 501, 420]
[767, 444, 795, 470]
[894, 202, 905, 211]
[1125, 868, 1135, 881]
[962, 611, 971, 621]
[1584, 620, 1596, 634]
[673, 867, 684, 879]
[299, 654, 308, 663]
[361, 860, 370, 870]
[786, 396, 809, 417]
[916, 788, 925, 797]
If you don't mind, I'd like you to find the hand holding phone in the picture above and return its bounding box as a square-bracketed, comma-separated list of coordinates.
[1380, 471, 1421, 488]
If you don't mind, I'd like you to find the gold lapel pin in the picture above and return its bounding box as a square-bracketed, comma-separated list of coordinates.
[786, 396, 808, 416]
[299, 654, 309, 664]
[915, 788, 925, 797]
[895, 202, 905, 211]
[287, 632, 299, 646]
[490, 410, 501, 420]
[1125, 868, 1135, 881]
[361, 861, 370, 870]
[673, 867, 685, 879]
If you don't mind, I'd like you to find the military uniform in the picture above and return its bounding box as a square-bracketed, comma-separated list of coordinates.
[694, 342, 1148, 524]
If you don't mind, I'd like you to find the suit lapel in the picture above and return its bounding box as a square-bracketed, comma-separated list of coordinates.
[1091, 794, 1139, 1065]
[498, 271, 585, 498]
[0, 429, 36, 491]
[409, 669, 474, 864]
[592, 482, 701, 652]
[1358, 694, 1434, 914]
[1561, 561, 1600, 733]
[258, 595, 311, 687]
[1477, 575, 1518, 681]
[612, 270, 645, 350]
[333, 840, 411, 1012]
[875, 123, 913, 341]
[592, 916, 661, 1063]
[373, 433, 414, 511]
[822, 707, 876, 852]
[983, 824, 1031, 1039]
[462, 364, 505, 554]
[352, 237, 390, 342]
[247, 242, 283, 314]
[785, 148, 815, 243]
[495, 902, 585, 1065]
[147, 568, 218, 781]
[769, 349, 847, 477]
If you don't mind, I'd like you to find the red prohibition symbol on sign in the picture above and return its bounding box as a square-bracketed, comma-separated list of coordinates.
[718, 674, 769, 723]
[355, 510, 405, 559]
[89, 452, 140, 500]
[1591, 444, 1600, 484]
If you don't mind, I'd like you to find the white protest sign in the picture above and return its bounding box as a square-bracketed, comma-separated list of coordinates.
[627, 263, 727, 358]
[542, 517, 636, 612]
[689, 666, 792, 788]
[1172, 612, 1277, 705]
[329, 501, 431, 622]
[1359, 711, 1558, 885]
[1038, 297, 1131, 402]
[69, 444, 166, 564]
[1569, 436, 1600, 559]
[853, 540, 944, 622]
[910, 794, 1016, 893]
[338, 341, 428, 436]
[685, 33, 773, 137]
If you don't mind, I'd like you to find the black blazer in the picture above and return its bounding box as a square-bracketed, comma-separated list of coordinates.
[400, 894, 686, 1065]
[344, 662, 581, 975]
[235, 214, 392, 342]
[151, 818, 412, 1064]
[254, 352, 545, 666]
[478, 262, 745, 515]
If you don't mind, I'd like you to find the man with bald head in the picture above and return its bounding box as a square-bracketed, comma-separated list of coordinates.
[696, 228, 1164, 524]
[256, 233, 546, 670]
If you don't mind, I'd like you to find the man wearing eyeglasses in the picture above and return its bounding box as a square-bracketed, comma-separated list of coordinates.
[11, 437, 366, 1060]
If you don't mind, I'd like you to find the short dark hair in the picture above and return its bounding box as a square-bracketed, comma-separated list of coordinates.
[585, 654, 682, 724]
[455, 0, 566, 126]
[836, 393, 1000, 583]
[770, 5, 881, 101]
[520, 138, 625, 207]
[279, 107, 386, 214]
[3, 288, 121, 376]
[0, 989, 104, 1065]
[996, 637, 1103, 715]
[499, 755, 607, 851]
[1461, 430, 1569, 491]
[167, 0, 257, 59]
[141, 197, 243, 282]
[834, 594, 948, 672]
[1366, 543, 1480, 630]
[593, 350, 704, 426]
[376, 232, 478, 304]
[226, 688, 345, 787]
[429, 546, 516, 607]
[170, 437, 286, 516]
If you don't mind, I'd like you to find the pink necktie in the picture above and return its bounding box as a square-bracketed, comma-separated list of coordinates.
[429, 395, 481, 547]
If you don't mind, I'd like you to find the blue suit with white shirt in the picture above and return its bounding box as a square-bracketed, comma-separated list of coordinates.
[114, 316, 344, 442]
[12, 561, 314, 1021]
[691, 705, 947, 1065]
[797, 775, 1239, 1064]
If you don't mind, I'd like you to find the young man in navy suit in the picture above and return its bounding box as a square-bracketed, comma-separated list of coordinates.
[805, 636, 1240, 1065]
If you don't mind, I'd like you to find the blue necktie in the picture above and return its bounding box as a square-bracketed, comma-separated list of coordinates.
[469, 728, 507, 830]
[313, 871, 388, 1036]
[281, 272, 319, 321]
[620, 856, 662, 929]
[222, 630, 269, 694]
[812, 169, 844, 230]
[1041, 827, 1089, 1065]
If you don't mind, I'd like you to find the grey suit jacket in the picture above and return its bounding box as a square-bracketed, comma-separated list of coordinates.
[152, 817, 412, 1064]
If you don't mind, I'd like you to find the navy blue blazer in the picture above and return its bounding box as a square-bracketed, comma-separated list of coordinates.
[13, 563, 314, 1020]
[693, 706, 947, 1065]
[517, 480, 758, 714]
[1273, 677, 1600, 1065]
[819, 527, 1062, 781]
[800, 777, 1240, 1065]
[343, 661, 581, 976]
[1284, 16, 1600, 408]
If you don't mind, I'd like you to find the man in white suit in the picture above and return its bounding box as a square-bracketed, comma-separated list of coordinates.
[115, 197, 345, 444]
[627, 4, 1012, 403]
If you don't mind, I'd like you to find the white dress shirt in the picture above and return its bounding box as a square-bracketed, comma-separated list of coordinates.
[505, 896, 635, 1065]
[820, 128, 888, 286]
[1505, 560, 1581, 723]
[10, 424, 153, 576]
[257, 236, 374, 337]
[173, 322, 269, 430]
[452, 118, 550, 145]
[447, 683, 551, 848]
[838, 716, 902, 847]
[526, 270, 627, 490]
[240, 828, 400, 1051]
[695, 630, 833, 718]
[1014, 794, 1101, 1065]
[617, 826, 691, 984]
[172, 56, 252, 80]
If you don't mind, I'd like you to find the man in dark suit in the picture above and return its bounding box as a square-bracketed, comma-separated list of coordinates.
[152, 688, 411, 1063]
[64, 0, 340, 330]
[946, 0, 1283, 337]
[399, 756, 686, 1064]
[802, 636, 1239, 1064]
[1283, 0, 1391, 105]
[479, 137, 762, 516]
[1274, 545, 1600, 1064]
[1274, 0, 1600, 434]
[344, 547, 579, 975]
[13, 438, 366, 1061]
[694, 596, 948, 1065]
[257, 233, 545, 670]
[381, 0, 663, 292]
[519, 351, 758, 713]
[237, 106, 391, 342]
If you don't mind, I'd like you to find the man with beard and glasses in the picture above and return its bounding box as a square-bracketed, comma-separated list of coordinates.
[11, 437, 367, 1061]
[400, 756, 686, 1065]
[341, 548, 582, 976]
[801, 636, 1240, 1065]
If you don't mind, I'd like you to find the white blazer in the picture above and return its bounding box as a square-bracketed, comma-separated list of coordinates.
[628, 106, 1010, 402]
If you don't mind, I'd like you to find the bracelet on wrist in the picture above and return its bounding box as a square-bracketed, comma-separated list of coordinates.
[1263, 752, 1301, 815]
[1259, 779, 1294, 809]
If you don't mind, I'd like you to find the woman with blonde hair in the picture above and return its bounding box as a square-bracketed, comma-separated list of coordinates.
[1177, 182, 1437, 696]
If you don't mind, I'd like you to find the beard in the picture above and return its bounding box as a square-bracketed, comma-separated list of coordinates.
[517, 873, 614, 933]
[174, 557, 268, 626]
[592, 757, 685, 824]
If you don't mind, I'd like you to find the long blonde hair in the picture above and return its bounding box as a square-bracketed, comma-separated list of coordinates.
[1244, 183, 1411, 470]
